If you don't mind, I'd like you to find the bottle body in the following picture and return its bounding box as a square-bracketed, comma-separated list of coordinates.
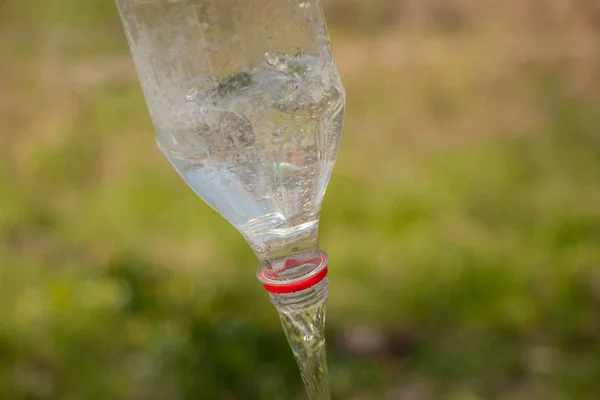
[115, 0, 345, 278]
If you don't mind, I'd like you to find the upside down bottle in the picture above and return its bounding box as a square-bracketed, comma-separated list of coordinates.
[115, 1, 344, 398]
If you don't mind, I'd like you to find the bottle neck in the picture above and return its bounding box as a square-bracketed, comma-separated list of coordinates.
[257, 250, 328, 289]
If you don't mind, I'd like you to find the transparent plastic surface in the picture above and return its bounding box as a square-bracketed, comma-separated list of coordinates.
[115, 2, 342, 398]
[115, 0, 345, 281]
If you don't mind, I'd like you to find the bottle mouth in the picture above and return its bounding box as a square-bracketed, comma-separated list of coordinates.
[257, 251, 328, 294]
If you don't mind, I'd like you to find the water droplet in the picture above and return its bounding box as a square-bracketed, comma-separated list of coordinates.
[298, 1, 310, 8]
[265, 52, 280, 67]
[186, 88, 198, 102]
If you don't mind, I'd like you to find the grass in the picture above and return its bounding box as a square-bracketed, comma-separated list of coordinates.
[1, 0, 600, 398]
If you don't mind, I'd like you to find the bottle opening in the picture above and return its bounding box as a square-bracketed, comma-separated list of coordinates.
[261, 267, 328, 294]
[258, 251, 328, 293]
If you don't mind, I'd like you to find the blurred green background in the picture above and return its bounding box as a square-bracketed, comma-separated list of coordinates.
[2, 0, 600, 399]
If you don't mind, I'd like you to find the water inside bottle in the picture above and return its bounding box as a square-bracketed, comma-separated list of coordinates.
[155, 52, 343, 400]
[156, 52, 344, 270]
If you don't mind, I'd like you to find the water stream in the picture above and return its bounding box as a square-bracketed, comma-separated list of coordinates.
[269, 279, 330, 400]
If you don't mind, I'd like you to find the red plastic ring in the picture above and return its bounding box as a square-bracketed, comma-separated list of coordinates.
[262, 266, 328, 294]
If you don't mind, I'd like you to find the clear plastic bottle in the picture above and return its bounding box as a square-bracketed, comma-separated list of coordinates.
[115, 0, 344, 287]
[116, 1, 344, 398]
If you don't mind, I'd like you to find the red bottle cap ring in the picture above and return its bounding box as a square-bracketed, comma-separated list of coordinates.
[261, 266, 328, 294]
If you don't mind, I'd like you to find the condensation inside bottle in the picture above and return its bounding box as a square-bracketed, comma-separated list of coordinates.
[116, 0, 345, 280]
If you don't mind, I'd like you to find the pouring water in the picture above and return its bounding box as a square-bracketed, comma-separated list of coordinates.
[115, 1, 345, 398]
